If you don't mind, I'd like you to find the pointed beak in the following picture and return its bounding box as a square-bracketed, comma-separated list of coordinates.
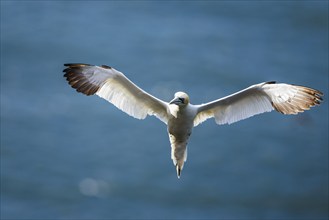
[169, 98, 180, 105]
[169, 97, 184, 105]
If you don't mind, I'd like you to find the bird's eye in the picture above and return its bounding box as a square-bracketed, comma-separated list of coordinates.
[179, 98, 185, 103]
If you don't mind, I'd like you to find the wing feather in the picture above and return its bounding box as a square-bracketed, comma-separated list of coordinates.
[63, 64, 169, 123]
[194, 82, 323, 126]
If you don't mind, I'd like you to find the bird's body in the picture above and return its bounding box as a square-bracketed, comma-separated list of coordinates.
[63, 63, 323, 178]
[167, 97, 197, 177]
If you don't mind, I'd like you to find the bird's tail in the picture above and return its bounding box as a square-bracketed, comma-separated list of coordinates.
[171, 143, 187, 179]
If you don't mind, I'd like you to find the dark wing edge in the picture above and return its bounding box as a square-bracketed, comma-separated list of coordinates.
[63, 63, 100, 96]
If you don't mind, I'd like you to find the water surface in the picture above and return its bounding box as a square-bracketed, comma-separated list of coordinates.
[1, 1, 328, 219]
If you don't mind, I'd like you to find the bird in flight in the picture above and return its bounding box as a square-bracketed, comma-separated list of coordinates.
[63, 63, 323, 178]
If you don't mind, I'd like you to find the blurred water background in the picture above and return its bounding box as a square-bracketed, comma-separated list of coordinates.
[1, 1, 328, 219]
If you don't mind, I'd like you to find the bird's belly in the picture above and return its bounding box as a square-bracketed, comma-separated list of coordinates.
[167, 118, 193, 143]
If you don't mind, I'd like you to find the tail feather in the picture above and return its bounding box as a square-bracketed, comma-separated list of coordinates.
[176, 165, 182, 179]
[171, 144, 187, 178]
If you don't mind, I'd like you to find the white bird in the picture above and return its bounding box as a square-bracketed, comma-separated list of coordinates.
[63, 63, 323, 178]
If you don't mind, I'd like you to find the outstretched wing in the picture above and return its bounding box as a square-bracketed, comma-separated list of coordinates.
[194, 81, 323, 126]
[63, 63, 169, 124]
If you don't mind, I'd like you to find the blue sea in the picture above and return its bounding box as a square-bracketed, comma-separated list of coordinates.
[1, 1, 328, 219]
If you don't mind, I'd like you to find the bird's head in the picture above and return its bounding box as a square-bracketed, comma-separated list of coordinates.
[169, 92, 190, 107]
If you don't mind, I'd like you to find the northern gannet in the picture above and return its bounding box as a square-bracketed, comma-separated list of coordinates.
[63, 63, 323, 178]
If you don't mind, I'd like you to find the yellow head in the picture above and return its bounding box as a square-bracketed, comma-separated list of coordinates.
[169, 92, 190, 107]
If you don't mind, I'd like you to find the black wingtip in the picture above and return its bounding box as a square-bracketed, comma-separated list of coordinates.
[63, 63, 100, 96]
[64, 63, 92, 67]
[63, 63, 92, 73]
[101, 65, 112, 69]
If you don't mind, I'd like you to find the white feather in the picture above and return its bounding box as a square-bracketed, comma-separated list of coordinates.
[71, 65, 169, 123]
[193, 82, 322, 126]
[64, 64, 322, 178]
